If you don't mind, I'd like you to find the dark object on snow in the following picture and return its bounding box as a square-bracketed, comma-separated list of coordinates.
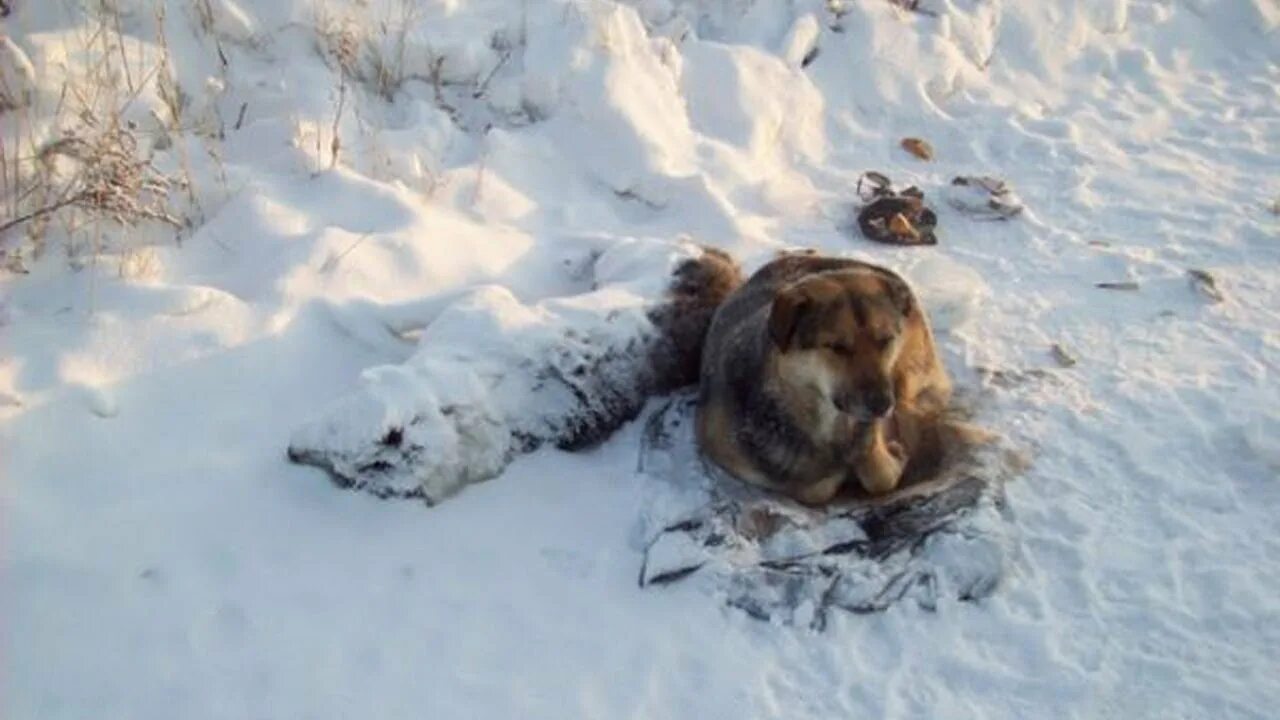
[1050, 343, 1077, 368]
[900, 137, 934, 161]
[1187, 269, 1224, 303]
[856, 172, 938, 246]
[1096, 281, 1140, 291]
[888, 0, 940, 17]
[637, 395, 1014, 627]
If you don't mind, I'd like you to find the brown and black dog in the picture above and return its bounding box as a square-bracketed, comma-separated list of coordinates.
[696, 253, 955, 504]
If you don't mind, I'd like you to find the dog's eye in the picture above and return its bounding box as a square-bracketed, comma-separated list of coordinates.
[875, 337, 892, 351]
[828, 343, 852, 355]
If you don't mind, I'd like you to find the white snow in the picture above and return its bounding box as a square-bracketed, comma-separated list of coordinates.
[3, 0, 1279, 718]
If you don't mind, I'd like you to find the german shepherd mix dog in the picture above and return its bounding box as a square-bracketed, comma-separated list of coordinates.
[697, 254, 954, 504]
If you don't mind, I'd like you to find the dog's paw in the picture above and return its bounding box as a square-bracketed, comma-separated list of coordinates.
[856, 445, 907, 495]
[794, 474, 847, 505]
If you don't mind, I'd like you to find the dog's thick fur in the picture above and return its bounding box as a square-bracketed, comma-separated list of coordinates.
[696, 254, 953, 504]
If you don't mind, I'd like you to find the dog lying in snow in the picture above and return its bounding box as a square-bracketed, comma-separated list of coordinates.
[288, 242, 977, 507]
[697, 253, 961, 504]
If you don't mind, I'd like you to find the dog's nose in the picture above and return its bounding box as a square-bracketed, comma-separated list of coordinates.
[866, 390, 894, 418]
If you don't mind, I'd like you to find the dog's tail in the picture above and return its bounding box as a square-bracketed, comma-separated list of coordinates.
[647, 246, 744, 392]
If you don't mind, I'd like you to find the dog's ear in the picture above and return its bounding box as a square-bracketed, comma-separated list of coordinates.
[769, 289, 808, 351]
[879, 272, 915, 318]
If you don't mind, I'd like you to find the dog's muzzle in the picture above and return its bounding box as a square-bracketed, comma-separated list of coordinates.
[836, 389, 895, 418]
[865, 389, 895, 418]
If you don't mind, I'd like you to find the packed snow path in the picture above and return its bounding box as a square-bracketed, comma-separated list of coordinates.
[3, 0, 1278, 718]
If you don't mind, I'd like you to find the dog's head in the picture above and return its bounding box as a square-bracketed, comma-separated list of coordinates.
[767, 266, 915, 420]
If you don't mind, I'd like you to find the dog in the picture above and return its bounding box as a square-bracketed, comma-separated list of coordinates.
[696, 253, 954, 504]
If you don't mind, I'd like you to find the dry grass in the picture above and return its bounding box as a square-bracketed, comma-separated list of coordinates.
[0, 1, 194, 272]
[313, 0, 426, 101]
[2, 0, 475, 271]
[0, 124, 187, 237]
[305, 1, 451, 197]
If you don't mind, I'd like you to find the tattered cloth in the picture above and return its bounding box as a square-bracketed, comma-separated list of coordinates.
[635, 395, 1016, 628]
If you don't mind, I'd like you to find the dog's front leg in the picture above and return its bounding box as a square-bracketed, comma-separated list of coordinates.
[853, 419, 907, 495]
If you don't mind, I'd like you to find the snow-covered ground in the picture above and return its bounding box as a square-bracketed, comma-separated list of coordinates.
[3, 0, 1279, 717]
